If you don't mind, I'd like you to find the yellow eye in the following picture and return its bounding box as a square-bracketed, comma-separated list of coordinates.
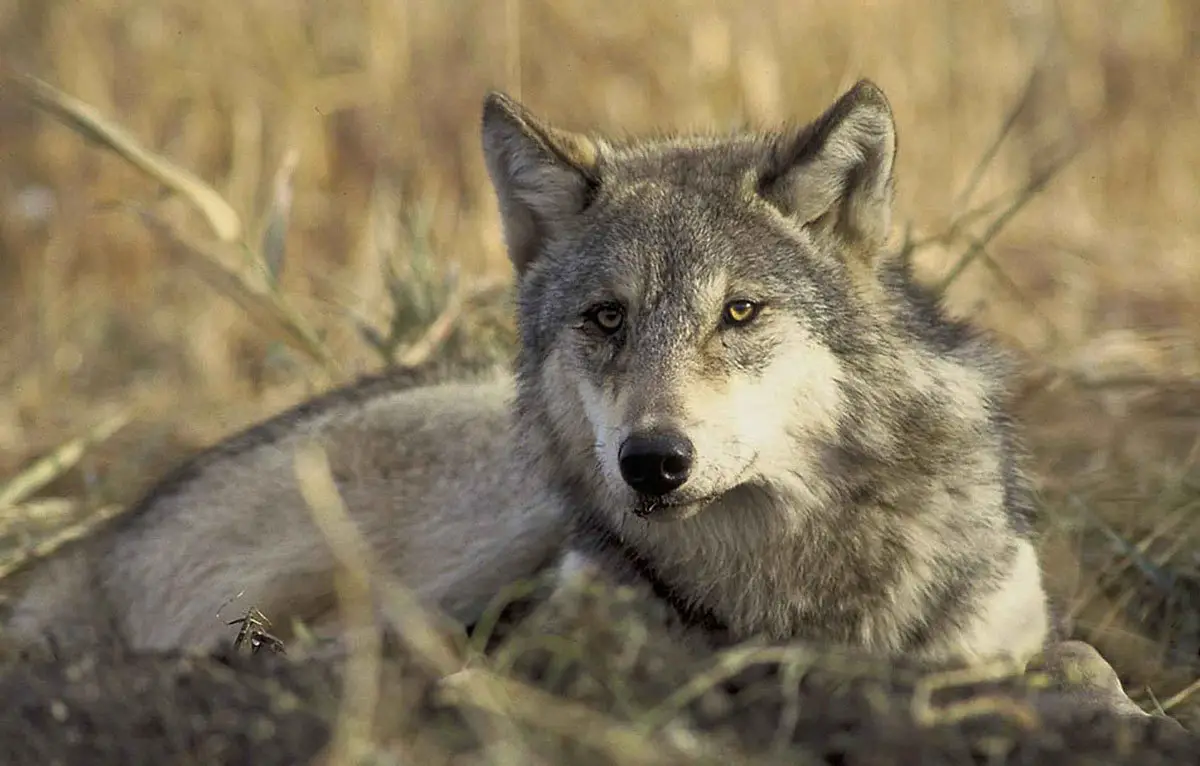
[589, 304, 625, 333]
[723, 300, 760, 326]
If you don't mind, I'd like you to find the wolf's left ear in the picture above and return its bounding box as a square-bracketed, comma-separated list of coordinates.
[481, 92, 602, 274]
[758, 80, 896, 253]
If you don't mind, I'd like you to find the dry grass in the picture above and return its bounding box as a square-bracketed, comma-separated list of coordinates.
[0, 0, 1198, 748]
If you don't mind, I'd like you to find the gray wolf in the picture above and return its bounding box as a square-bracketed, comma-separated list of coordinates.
[484, 78, 1051, 665]
[5, 80, 1050, 670]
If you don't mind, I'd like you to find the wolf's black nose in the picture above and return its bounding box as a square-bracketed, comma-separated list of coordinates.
[618, 429, 694, 496]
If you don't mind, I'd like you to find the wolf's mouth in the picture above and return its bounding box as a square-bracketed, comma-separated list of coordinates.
[630, 488, 732, 521]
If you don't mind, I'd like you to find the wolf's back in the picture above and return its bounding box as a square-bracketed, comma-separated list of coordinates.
[3, 362, 567, 654]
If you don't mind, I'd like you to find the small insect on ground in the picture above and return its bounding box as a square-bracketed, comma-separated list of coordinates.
[228, 606, 287, 656]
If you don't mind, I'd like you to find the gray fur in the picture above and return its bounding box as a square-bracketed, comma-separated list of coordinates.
[484, 80, 1050, 664]
[4, 360, 567, 653]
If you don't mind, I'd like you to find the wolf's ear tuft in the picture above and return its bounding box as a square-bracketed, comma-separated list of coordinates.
[481, 92, 601, 274]
[758, 79, 897, 254]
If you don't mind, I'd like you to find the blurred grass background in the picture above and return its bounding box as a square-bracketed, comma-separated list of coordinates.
[0, 0, 1198, 726]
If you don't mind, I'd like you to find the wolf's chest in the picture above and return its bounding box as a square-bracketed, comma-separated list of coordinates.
[622, 515, 945, 653]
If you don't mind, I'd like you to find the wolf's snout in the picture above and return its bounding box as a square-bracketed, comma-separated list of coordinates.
[618, 429, 694, 496]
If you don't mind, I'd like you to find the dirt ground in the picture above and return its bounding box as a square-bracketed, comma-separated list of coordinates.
[1, 578, 1197, 766]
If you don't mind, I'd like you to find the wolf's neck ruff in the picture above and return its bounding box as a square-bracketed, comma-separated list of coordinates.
[484, 80, 1050, 664]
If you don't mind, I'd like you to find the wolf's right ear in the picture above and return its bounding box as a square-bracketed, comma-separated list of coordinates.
[481, 92, 602, 274]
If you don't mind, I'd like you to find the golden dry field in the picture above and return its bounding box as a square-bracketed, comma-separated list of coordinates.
[0, 0, 1198, 750]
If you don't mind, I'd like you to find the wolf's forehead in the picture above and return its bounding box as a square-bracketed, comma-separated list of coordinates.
[607, 136, 767, 187]
[584, 180, 776, 278]
[567, 137, 804, 298]
[583, 193, 736, 288]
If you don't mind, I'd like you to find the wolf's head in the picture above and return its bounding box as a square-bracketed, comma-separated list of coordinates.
[482, 82, 935, 523]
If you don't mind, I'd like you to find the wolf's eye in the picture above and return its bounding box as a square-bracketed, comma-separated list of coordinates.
[585, 303, 625, 334]
[722, 300, 760, 326]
